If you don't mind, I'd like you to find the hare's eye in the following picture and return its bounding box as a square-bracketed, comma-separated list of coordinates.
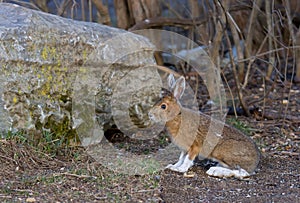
[161, 104, 167, 110]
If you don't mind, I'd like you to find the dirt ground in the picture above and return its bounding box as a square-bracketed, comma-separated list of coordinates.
[0, 141, 299, 202]
[0, 74, 299, 202]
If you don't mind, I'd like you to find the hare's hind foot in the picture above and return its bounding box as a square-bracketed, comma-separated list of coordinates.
[206, 166, 250, 179]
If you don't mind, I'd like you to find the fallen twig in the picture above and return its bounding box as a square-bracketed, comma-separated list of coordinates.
[270, 151, 299, 156]
[53, 172, 97, 179]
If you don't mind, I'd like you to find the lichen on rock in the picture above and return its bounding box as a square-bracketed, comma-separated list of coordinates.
[0, 3, 161, 143]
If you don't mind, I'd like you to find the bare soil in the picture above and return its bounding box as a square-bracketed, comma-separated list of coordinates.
[0, 141, 299, 202]
[0, 76, 299, 203]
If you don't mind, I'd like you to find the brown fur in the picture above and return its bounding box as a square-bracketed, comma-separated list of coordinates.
[149, 93, 260, 173]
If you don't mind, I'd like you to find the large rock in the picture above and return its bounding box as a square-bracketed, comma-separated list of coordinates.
[0, 3, 161, 140]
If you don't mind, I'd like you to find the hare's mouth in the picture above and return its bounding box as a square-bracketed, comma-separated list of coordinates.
[148, 112, 156, 122]
[148, 112, 161, 123]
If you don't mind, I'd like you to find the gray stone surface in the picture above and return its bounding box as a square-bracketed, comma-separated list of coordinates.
[0, 3, 161, 138]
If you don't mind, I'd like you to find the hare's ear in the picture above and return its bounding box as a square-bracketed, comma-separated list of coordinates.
[173, 76, 186, 100]
[168, 74, 176, 89]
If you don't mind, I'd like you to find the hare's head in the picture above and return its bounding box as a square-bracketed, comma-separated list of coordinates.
[148, 74, 186, 123]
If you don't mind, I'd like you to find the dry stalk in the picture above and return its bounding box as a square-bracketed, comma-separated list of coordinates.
[225, 8, 245, 82]
[91, 0, 111, 25]
[88, 0, 92, 21]
[296, 29, 300, 82]
[225, 33, 250, 117]
[221, 70, 238, 118]
[242, 0, 262, 88]
[189, 0, 200, 18]
[209, 7, 223, 67]
[218, 0, 251, 116]
[282, 0, 297, 123]
[57, 0, 70, 16]
[70, 0, 79, 20]
[80, 0, 86, 21]
[266, 0, 276, 79]
[244, 0, 262, 59]
[242, 35, 268, 88]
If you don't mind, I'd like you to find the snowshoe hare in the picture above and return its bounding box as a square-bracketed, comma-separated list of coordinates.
[148, 74, 260, 179]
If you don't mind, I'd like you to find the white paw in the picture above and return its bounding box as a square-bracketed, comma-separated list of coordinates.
[166, 164, 175, 169]
[168, 165, 189, 173]
[206, 166, 250, 179]
[165, 164, 186, 172]
[174, 165, 189, 173]
[166, 157, 194, 173]
[232, 168, 250, 179]
[206, 166, 234, 177]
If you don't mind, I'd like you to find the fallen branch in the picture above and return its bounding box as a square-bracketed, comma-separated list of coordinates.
[129, 16, 207, 31]
[254, 109, 300, 123]
[156, 65, 181, 77]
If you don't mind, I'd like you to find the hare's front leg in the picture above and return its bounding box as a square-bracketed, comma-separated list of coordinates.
[166, 152, 194, 173]
[166, 142, 200, 172]
[173, 155, 194, 172]
[166, 151, 186, 169]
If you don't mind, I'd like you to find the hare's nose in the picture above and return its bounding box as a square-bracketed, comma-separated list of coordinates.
[148, 111, 154, 120]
